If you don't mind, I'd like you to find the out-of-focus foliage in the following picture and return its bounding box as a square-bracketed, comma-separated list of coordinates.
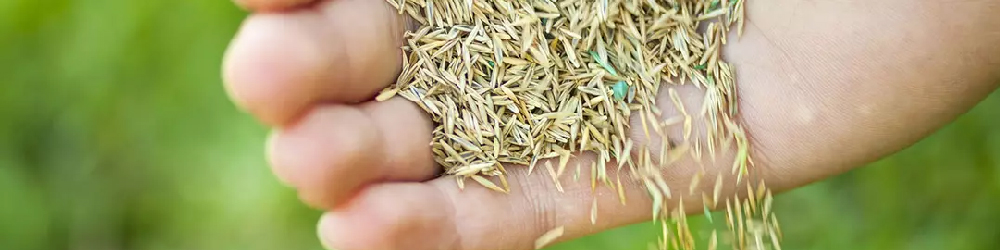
[1, 0, 997, 250]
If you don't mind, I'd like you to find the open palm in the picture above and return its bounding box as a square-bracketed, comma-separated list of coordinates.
[222, 0, 1000, 249]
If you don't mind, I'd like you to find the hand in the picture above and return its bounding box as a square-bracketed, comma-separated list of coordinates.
[222, 0, 1000, 249]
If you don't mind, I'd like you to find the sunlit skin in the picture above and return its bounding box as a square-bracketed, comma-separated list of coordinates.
[221, 0, 1000, 249]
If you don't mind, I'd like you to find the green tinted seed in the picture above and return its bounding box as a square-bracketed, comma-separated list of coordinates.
[589, 51, 618, 76]
[704, 205, 714, 223]
[613, 81, 628, 101]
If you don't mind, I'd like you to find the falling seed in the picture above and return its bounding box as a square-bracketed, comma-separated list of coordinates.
[616, 175, 627, 205]
[763, 190, 774, 218]
[688, 170, 704, 195]
[725, 199, 735, 230]
[545, 161, 564, 193]
[708, 230, 718, 250]
[591, 199, 599, 225]
[574, 162, 582, 181]
[645, 179, 664, 220]
[534, 226, 565, 250]
[769, 226, 783, 250]
[557, 150, 571, 176]
[704, 204, 713, 223]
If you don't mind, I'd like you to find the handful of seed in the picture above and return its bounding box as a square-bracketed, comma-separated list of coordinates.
[377, 0, 781, 249]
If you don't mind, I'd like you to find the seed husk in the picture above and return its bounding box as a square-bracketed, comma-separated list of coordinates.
[535, 226, 566, 249]
[591, 198, 599, 225]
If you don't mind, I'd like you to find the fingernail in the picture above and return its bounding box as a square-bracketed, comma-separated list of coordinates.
[317, 212, 342, 250]
[265, 129, 296, 188]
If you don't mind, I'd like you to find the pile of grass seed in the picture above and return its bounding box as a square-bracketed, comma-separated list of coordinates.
[375, 0, 780, 249]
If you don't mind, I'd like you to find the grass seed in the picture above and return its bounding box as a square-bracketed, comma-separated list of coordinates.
[381, 0, 782, 249]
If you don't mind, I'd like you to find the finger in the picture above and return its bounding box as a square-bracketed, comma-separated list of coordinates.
[267, 98, 437, 210]
[223, 0, 411, 126]
[317, 183, 459, 250]
[233, 0, 316, 12]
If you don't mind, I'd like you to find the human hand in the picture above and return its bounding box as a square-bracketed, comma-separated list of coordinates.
[222, 0, 1000, 249]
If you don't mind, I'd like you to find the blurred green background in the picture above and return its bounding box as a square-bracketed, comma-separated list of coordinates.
[2, 1, 998, 250]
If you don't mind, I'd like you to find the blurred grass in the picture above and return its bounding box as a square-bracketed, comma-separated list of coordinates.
[1, 0, 998, 250]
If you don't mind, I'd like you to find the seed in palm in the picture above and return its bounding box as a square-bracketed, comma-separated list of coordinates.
[378, 0, 779, 249]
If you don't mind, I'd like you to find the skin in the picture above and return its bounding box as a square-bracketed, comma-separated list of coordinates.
[222, 0, 1000, 249]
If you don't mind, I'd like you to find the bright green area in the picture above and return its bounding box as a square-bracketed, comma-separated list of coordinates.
[2, 1, 998, 250]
